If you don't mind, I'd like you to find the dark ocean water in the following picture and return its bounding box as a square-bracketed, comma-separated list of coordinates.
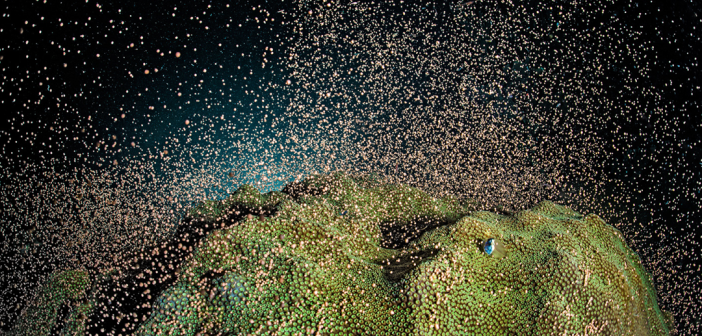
[0, 0, 700, 334]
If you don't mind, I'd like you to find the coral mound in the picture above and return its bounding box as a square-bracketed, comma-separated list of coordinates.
[9, 270, 91, 336]
[138, 172, 671, 335]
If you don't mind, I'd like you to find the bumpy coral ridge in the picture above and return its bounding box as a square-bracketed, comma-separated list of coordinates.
[138, 172, 672, 336]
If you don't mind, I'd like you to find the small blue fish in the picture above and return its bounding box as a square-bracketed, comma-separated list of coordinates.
[483, 238, 506, 258]
[484, 238, 496, 255]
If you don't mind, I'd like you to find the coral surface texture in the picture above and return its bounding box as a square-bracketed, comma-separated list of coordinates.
[141, 173, 672, 335]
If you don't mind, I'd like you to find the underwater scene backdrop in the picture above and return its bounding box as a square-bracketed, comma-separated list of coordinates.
[0, 0, 700, 335]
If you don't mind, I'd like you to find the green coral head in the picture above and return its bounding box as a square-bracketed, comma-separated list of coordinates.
[139, 174, 671, 336]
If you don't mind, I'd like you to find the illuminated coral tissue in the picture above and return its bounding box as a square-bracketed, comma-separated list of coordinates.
[10, 173, 673, 336]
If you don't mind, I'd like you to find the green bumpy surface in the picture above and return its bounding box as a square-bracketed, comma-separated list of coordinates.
[139, 172, 673, 335]
[8, 270, 91, 336]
